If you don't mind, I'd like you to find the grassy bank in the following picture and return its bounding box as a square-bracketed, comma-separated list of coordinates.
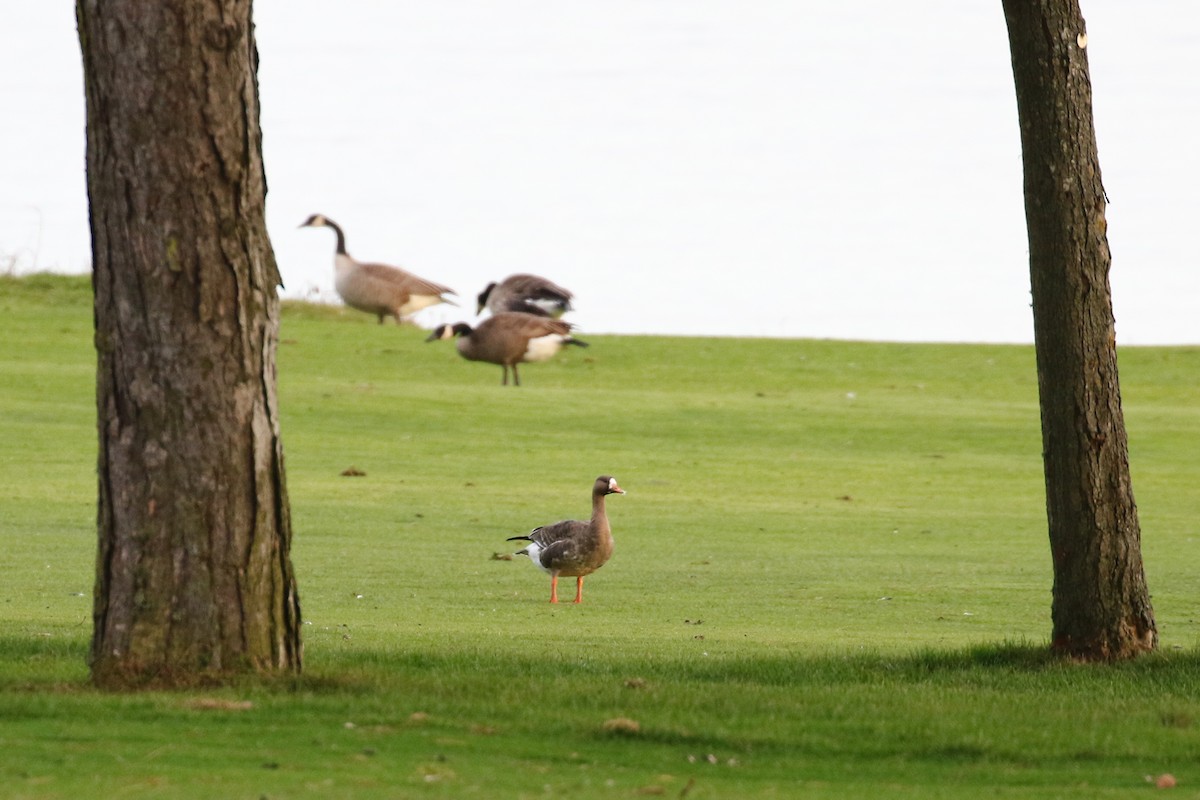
[2, 274, 1198, 798]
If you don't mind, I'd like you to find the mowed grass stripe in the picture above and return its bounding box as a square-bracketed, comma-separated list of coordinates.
[2, 274, 1199, 798]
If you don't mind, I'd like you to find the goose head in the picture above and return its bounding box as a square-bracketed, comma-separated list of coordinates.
[597, 475, 625, 496]
[425, 322, 474, 342]
[299, 213, 333, 229]
[476, 282, 497, 314]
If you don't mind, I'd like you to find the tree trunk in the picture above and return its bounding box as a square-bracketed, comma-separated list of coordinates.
[1001, 0, 1155, 660]
[78, 0, 302, 687]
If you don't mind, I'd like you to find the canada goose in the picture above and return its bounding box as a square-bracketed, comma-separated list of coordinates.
[507, 476, 625, 604]
[476, 273, 574, 318]
[424, 311, 588, 386]
[299, 214, 456, 323]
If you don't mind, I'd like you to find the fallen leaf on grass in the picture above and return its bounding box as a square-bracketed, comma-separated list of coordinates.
[415, 764, 456, 783]
[601, 717, 640, 736]
[340, 466, 366, 477]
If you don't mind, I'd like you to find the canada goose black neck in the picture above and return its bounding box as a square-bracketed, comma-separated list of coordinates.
[326, 220, 348, 256]
[301, 213, 348, 255]
[301, 214, 457, 324]
[426, 312, 580, 386]
[476, 282, 497, 314]
[424, 322, 476, 343]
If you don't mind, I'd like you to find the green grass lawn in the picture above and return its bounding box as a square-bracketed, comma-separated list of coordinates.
[2, 273, 1199, 798]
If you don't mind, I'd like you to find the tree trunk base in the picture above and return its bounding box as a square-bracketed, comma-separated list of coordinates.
[1051, 621, 1157, 663]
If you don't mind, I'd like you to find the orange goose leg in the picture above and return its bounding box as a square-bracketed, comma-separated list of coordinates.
[549, 575, 559, 604]
[573, 576, 585, 604]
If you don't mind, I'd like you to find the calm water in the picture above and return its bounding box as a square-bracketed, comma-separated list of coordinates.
[2, 2, 1196, 342]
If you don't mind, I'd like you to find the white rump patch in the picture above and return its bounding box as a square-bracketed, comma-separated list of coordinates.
[517, 541, 552, 573]
[400, 293, 447, 315]
[523, 334, 565, 362]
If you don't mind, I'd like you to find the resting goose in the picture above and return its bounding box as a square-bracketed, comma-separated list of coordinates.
[476, 273, 574, 318]
[425, 311, 588, 386]
[299, 214, 456, 323]
[507, 476, 625, 603]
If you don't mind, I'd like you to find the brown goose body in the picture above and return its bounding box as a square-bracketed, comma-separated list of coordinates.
[476, 273, 574, 318]
[425, 311, 588, 386]
[300, 214, 456, 323]
[507, 476, 625, 603]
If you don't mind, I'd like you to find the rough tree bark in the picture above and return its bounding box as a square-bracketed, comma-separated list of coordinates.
[1002, 0, 1155, 660]
[78, 0, 302, 687]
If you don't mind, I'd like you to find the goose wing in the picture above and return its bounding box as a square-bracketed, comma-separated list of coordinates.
[526, 519, 588, 568]
[500, 274, 573, 313]
[480, 312, 572, 339]
[527, 518, 586, 546]
[357, 261, 455, 298]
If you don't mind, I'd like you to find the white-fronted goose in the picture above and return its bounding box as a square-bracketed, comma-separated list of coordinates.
[507, 475, 625, 603]
[299, 214, 456, 323]
[424, 311, 588, 386]
[476, 273, 574, 318]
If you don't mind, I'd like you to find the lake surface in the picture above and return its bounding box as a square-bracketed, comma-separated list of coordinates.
[2, 2, 1196, 343]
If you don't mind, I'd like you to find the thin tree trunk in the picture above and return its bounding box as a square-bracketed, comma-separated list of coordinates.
[78, 0, 302, 687]
[1001, 0, 1155, 660]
